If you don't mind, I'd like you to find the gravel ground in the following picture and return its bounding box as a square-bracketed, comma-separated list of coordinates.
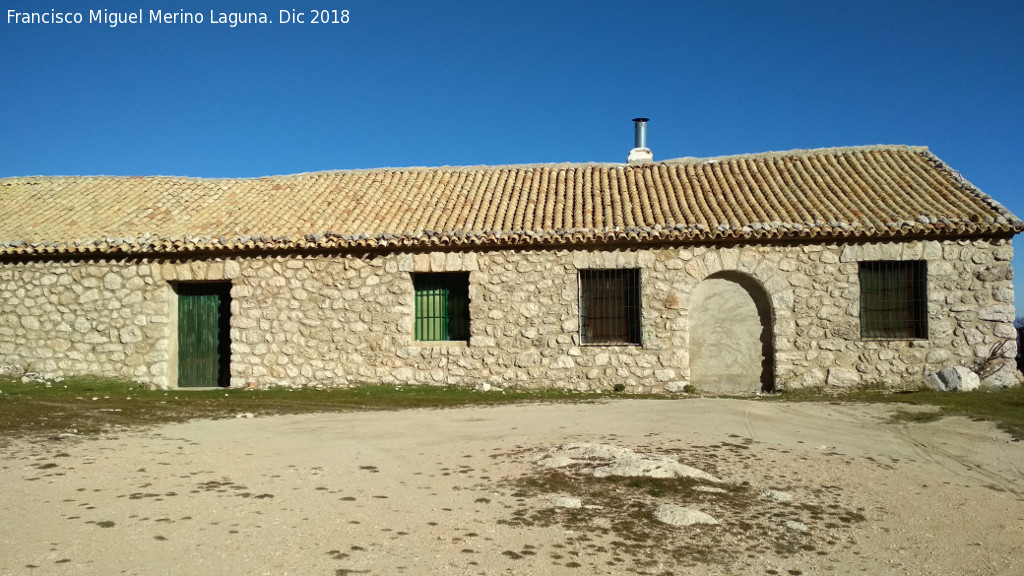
[1, 398, 1022, 575]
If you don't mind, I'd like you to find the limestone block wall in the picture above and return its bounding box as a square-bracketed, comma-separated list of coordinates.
[0, 259, 169, 384]
[775, 238, 1017, 388]
[0, 236, 1017, 391]
[219, 251, 657, 390]
[216, 249, 702, 392]
[219, 237, 1016, 391]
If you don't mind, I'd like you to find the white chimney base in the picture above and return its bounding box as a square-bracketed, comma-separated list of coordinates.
[628, 147, 653, 164]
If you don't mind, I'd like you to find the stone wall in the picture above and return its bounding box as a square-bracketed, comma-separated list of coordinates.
[784, 239, 1017, 388]
[0, 260, 169, 383]
[0, 237, 1017, 390]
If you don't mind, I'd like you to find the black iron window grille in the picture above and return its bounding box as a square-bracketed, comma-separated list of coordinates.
[858, 260, 928, 340]
[579, 268, 642, 345]
[413, 272, 470, 342]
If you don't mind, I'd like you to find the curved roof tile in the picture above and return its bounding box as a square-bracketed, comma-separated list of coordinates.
[0, 145, 1019, 257]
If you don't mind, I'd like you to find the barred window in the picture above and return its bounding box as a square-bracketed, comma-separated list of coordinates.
[579, 269, 642, 345]
[413, 273, 470, 342]
[859, 261, 928, 340]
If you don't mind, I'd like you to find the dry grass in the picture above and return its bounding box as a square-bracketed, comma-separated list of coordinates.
[0, 375, 640, 440]
[494, 442, 866, 574]
[771, 384, 1024, 441]
[3, 374, 1023, 442]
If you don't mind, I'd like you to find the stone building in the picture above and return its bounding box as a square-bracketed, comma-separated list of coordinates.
[0, 145, 1020, 391]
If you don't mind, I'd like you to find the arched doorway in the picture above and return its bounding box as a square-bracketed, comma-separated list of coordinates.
[689, 272, 774, 393]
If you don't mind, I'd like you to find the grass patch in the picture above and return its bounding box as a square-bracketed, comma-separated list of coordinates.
[0, 375, 645, 439]
[770, 385, 1024, 441]
[887, 409, 945, 424]
[3, 373, 1023, 442]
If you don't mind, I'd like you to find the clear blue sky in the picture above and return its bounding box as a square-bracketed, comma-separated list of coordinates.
[2, 1, 1022, 310]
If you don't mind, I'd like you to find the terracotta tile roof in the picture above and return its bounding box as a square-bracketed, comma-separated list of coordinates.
[1, 145, 1019, 256]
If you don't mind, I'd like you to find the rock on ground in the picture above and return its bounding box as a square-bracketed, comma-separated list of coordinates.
[535, 443, 721, 482]
[785, 520, 810, 533]
[760, 489, 794, 503]
[928, 366, 981, 391]
[653, 504, 720, 526]
[549, 496, 582, 508]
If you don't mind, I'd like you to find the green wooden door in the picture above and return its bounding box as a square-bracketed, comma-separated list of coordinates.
[178, 284, 230, 387]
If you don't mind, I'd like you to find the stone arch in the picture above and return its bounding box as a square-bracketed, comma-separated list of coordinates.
[689, 271, 775, 393]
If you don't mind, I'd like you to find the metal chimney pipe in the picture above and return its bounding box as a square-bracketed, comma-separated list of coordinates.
[632, 117, 649, 149]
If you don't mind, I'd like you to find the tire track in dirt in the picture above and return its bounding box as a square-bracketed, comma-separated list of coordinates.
[887, 417, 1024, 495]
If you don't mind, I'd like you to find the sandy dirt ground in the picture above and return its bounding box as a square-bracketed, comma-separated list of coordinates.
[2, 398, 1023, 576]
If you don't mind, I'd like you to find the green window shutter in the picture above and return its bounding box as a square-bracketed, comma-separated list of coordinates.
[415, 279, 448, 341]
[413, 273, 469, 342]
